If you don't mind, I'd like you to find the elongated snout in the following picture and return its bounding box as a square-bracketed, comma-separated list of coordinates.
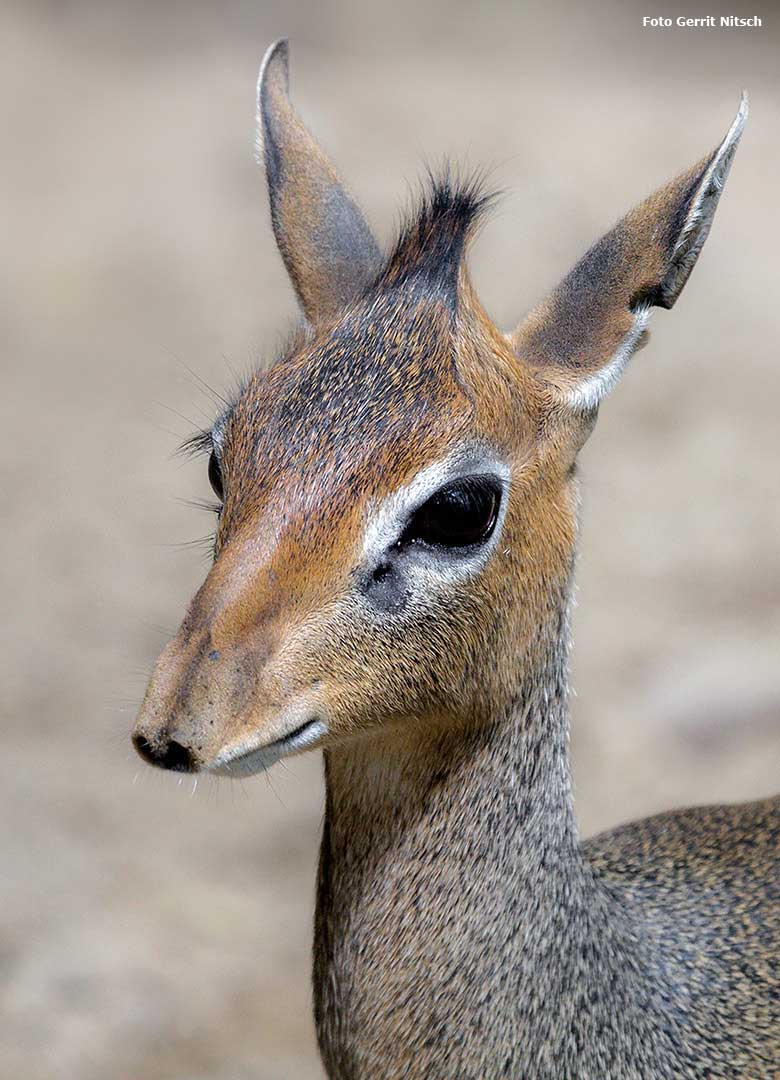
[131, 630, 226, 773]
[132, 618, 327, 776]
[132, 579, 288, 773]
[131, 523, 336, 776]
[131, 530, 277, 773]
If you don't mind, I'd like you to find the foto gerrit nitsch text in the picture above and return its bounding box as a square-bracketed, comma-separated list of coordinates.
[642, 15, 762, 28]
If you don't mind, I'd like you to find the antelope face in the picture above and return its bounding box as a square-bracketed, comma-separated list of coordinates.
[133, 275, 561, 776]
[132, 41, 745, 775]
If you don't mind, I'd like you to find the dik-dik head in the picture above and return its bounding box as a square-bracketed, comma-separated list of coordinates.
[133, 41, 746, 776]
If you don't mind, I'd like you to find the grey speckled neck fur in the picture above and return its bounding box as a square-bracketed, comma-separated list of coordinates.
[314, 604, 673, 1079]
[313, 589, 780, 1079]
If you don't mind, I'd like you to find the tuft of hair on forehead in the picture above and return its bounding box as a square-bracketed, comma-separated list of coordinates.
[372, 169, 497, 310]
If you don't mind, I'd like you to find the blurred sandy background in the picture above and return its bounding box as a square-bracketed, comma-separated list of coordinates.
[1, 1, 778, 1077]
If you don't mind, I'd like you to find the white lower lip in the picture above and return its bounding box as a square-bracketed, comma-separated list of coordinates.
[208, 718, 328, 777]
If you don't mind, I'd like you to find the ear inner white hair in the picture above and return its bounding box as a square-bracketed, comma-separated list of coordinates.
[561, 96, 747, 415]
[564, 303, 652, 413]
[513, 94, 747, 419]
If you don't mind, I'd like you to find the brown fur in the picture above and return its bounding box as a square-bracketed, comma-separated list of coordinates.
[132, 45, 777, 1079]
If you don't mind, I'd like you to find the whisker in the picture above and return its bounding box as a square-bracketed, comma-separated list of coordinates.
[264, 768, 286, 808]
[172, 355, 231, 409]
[154, 401, 210, 430]
[160, 534, 216, 553]
[221, 353, 244, 389]
[177, 496, 221, 516]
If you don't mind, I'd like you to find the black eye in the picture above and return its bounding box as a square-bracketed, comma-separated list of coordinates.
[400, 477, 501, 549]
[208, 450, 224, 500]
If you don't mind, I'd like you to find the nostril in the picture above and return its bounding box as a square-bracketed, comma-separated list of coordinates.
[132, 732, 156, 765]
[162, 739, 196, 773]
[132, 732, 197, 773]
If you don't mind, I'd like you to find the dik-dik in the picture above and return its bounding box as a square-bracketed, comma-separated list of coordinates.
[133, 41, 779, 1079]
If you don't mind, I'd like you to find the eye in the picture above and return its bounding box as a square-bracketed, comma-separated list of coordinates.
[208, 450, 224, 501]
[400, 476, 501, 549]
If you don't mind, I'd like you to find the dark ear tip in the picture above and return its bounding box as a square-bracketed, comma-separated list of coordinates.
[256, 39, 290, 167]
[696, 90, 748, 195]
[720, 90, 749, 153]
[733, 89, 749, 134]
[258, 38, 290, 101]
[738, 89, 749, 122]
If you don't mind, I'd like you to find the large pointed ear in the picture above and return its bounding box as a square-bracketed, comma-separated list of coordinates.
[256, 40, 382, 324]
[511, 94, 748, 413]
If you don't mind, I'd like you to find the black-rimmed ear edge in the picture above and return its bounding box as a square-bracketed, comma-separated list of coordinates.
[511, 93, 748, 414]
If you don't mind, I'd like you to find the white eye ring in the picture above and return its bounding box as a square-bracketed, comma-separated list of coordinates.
[361, 446, 510, 573]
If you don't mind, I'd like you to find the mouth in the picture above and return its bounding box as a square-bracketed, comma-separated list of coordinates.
[207, 716, 328, 777]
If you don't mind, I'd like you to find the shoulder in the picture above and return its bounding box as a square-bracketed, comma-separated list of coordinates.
[583, 795, 780, 902]
[582, 796, 780, 1060]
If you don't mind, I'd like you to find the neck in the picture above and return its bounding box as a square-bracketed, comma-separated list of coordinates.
[314, 605, 616, 1078]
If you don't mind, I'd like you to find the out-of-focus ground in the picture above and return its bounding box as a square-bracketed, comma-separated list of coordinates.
[1, 1, 778, 1077]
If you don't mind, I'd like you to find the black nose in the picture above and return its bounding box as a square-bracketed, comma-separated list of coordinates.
[132, 732, 197, 773]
